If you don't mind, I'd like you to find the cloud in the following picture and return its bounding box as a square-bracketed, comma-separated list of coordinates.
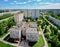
[27, 0, 42, 2]
[38, 3, 60, 9]
[13, 0, 27, 4]
[14, 1, 17, 3]
[17, 3, 60, 9]
[10, 3, 14, 5]
[4, 0, 8, 2]
[39, 2, 56, 5]
[13, 0, 41, 5]
[16, 2, 27, 4]
[28, 0, 32, 2]
[36, 0, 42, 2]
[38, 2, 60, 5]
[23, 2, 27, 4]
[18, 2, 60, 9]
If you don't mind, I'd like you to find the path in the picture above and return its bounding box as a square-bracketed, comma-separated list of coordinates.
[0, 16, 13, 22]
[1, 32, 10, 40]
[43, 16, 57, 28]
[39, 31, 48, 47]
[0, 32, 18, 47]
[0, 39, 18, 46]
[18, 41, 30, 47]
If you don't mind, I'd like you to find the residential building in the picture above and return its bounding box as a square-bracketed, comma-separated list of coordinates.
[19, 9, 39, 18]
[9, 11, 38, 43]
[9, 26, 21, 39]
[9, 22, 38, 42]
[14, 12, 24, 23]
[26, 28, 38, 42]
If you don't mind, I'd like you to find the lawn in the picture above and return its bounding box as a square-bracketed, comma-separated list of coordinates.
[48, 43, 51, 47]
[0, 33, 7, 38]
[0, 14, 13, 20]
[37, 26, 40, 31]
[33, 35, 44, 47]
[0, 41, 15, 47]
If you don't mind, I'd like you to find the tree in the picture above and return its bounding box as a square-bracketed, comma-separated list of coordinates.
[57, 32, 60, 41]
[0, 14, 13, 20]
[45, 32, 51, 39]
[0, 10, 4, 13]
[0, 22, 5, 35]
[50, 26, 58, 35]
[56, 41, 60, 47]
[35, 17, 38, 21]
[0, 17, 16, 35]
[50, 35, 59, 47]
[7, 17, 16, 28]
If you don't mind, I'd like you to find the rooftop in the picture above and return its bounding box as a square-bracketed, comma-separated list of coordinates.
[26, 28, 38, 33]
[29, 22, 37, 28]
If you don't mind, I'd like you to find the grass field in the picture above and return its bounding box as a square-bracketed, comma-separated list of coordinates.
[0, 33, 8, 38]
[33, 35, 44, 47]
[0, 41, 15, 47]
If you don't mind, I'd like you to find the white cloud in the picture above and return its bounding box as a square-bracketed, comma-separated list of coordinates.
[14, 1, 17, 3]
[44, 2, 54, 4]
[13, 0, 35, 5]
[36, 0, 42, 2]
[28, 0, 32, 2]
[39, 2, 60, 5]
[27, 0, 42, 2]
[16, 2, 27, 4]
[23, 2, 27, 4]
[37, 3, 60, 9]
[13, 0, 27, 4]
[19, 3, 60, 9]
[39, 2, 56, 5]
[10, 3, 14, 5]
[4, 0, 8, 2]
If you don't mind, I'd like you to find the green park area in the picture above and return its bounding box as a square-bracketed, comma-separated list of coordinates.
[0, 41, 15, 47]
[33, 35, 44, 47]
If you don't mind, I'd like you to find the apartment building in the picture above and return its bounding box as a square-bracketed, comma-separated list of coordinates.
[9, 22, 38, 42]
[20, 9, 39, 18]
[14, 12, 24, 23]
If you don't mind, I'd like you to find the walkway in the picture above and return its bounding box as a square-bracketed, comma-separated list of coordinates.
[0, 32, 18, 47]
[1, 32, 10, 40]
[43, 16, 57, 28]
[39, 31, 48, 47]
[0, 16, 13, 22]
[0, 30, 48, 47]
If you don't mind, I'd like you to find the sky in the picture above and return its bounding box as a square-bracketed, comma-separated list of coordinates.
[0, 0, 60, 9]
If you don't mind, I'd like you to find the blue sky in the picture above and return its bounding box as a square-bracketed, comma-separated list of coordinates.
[0, 0, 60, 9]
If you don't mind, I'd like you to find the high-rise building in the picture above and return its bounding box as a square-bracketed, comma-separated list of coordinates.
[14, 12, 24, 23]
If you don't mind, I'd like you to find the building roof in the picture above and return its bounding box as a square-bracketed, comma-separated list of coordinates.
[26, 28, 38, 33]
[9, 26, 21, 32]
[29, 22, 37, 28]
